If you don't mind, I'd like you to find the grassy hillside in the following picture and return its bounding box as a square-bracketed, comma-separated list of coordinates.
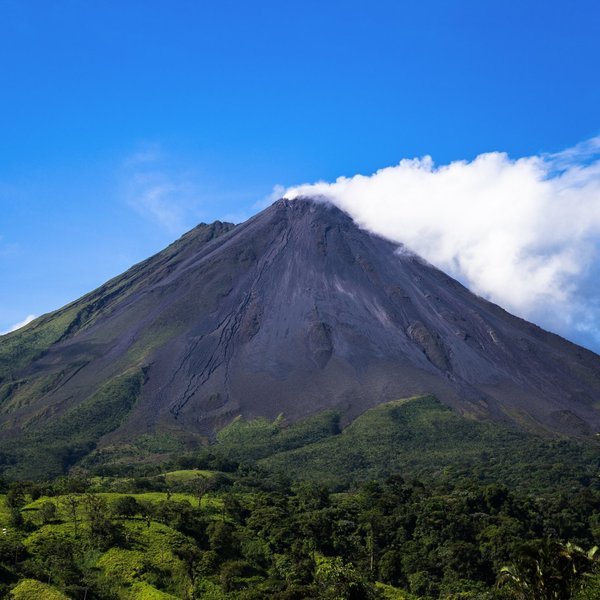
[0, 369, 144, 481]
[198, 396, 600, 493]
[2, 391, 599, 499]
[2, 460, 600, 599]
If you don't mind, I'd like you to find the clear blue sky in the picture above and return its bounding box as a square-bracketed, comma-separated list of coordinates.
[1, 1, 600, 347]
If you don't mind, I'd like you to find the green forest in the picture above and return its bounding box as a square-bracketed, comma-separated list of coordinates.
[2, 465, 600, 599]
[2, 396, 600, 599]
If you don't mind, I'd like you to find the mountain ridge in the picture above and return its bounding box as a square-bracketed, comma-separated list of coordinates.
[1, 197, 600, 477]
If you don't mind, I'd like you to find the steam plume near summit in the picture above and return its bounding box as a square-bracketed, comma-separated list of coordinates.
[284, 138, 600, 350]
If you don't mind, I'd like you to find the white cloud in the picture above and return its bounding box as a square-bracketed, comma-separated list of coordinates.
[126, 171, 194, 234]
[1, 314, 36, 335]
[284, 137, 600, 346]
[254, 184, 286, 211]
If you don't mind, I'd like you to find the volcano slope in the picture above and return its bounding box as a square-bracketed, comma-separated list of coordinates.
[1, 198, 600, 478]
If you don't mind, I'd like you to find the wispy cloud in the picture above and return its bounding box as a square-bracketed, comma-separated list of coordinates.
[122, 143, 271, 232]
[285, 136, 600, 348]
[122, 144, 203, 234]
[123, 141, 163, 167]
[253, 184, 286, 211]
[1, 314, 36, 335]
[220, 185, 288, 224]
[126, 170, 196, 234]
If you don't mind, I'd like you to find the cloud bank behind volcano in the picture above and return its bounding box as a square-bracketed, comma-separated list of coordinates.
[284, 138, 600, 351]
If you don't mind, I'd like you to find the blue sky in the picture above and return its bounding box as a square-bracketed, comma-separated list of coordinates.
[1, 1, 600, 350]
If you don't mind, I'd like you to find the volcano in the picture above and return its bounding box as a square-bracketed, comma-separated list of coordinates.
[2, 197, 600, 463]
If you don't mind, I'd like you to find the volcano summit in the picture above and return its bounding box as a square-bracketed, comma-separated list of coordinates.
[1, 198, 600, 476]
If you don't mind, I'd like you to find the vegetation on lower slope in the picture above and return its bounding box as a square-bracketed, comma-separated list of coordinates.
[2, 464, 600, 599]
[2, 393, 599, 496]
[0, 395, 599, 598]
[0, 369, 144, 481]
[194, 396, 600, 493]
[268, 397, 600, 491]
[215, 410, 341, 462]
[9, 578, 70, 599]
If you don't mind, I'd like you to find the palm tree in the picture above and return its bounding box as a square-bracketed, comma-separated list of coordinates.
[497, 538, 598, 600]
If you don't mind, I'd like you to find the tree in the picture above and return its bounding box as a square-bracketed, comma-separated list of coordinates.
[61, 495, 80, 536]
[83, 494, 123, 549]
[207, 520, 238, 560]
[24, 529, 79, 587]
[111, 495, 140, 519]
[314, 556, 378, 600]
[39, 501, 57, 524]
[193, 475, 214, 507]
[5, 485, 26, 511]
[0, 528, 25, 566]
[497, 539, 598, 600]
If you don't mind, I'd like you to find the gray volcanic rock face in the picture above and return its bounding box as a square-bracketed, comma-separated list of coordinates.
[2, 197, 600, 443]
